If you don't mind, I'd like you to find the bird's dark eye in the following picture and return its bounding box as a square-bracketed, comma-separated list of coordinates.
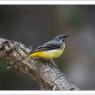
[54, 35, 64, 41]
[59, 36, 63, 38]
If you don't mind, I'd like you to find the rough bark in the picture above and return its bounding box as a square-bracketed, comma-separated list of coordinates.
[0, 37, 79, 90]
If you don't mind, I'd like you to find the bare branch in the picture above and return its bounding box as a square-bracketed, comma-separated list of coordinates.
[0, 37, 80, 90]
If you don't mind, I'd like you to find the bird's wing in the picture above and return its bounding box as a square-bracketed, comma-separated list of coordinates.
[31, 41, 61, 53]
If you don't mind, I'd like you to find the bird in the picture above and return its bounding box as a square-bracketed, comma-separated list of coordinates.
[6, 34, 68, 70]
[28, 34, 68, 67]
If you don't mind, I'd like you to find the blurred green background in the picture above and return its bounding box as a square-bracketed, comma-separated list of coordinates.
[0, 5, 95, 90]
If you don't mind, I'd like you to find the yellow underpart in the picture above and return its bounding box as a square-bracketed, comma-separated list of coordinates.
[29, 49, 64, 59]
[29, 51, 52, 58]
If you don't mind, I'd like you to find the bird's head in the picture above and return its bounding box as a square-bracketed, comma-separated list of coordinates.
[54, 34, 69, 43]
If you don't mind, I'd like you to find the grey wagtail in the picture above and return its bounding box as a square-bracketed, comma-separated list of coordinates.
[28, 34, 68, 66]
[7, 34, 68, 70]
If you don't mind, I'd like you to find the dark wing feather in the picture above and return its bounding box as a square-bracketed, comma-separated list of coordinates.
[31, 41, 61, 53]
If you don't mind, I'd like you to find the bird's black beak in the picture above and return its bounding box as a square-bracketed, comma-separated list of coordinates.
[64, 35, 69, 38]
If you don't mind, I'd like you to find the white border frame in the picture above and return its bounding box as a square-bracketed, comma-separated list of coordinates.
[0, 91, 95, 94]
[0, 1, 94, 5]
[0, 1, 94, 94]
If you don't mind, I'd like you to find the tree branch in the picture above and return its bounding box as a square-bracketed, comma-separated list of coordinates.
[0, 37, 80, 90]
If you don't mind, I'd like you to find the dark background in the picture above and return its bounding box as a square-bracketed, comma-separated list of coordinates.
[0, 5, 95, 90]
